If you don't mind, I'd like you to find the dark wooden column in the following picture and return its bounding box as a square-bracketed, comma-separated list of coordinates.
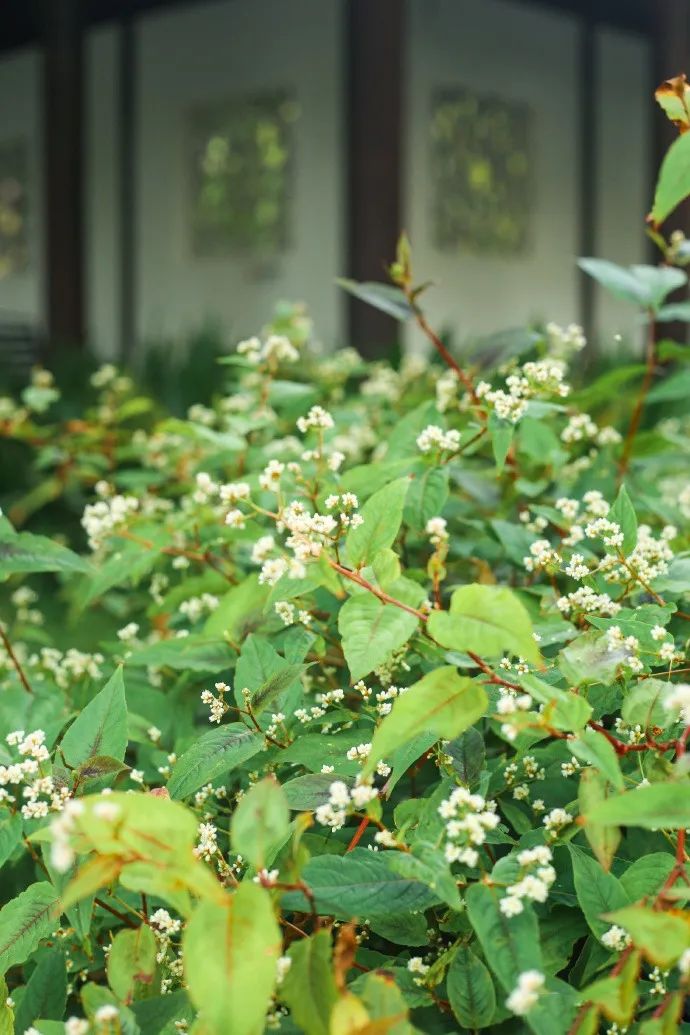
[652, 0, 690, 341]
[118, 17, 137, 364]
[577, 5, 597, 344]
[43, 0, 85, 349]
[345, 0, 403, 357]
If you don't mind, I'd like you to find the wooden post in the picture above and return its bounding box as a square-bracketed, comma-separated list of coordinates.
[652, 0, 690, 341]
[118, 17, 137, 364]
[578, 6, 597, 345]
[43, 0, 85, 349]
[345, 0, 403, 357]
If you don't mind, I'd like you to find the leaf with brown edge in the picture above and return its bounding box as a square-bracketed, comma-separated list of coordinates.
[655, 74, 690, 133]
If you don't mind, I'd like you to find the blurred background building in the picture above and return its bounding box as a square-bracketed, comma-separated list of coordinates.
[0, 0, 685, 365]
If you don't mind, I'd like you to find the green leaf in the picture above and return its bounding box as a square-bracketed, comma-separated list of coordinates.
[0, 882, 60, 975]
[569, 727, 624, 792]
[126, 636, 234, 672]
[489, 412, 514, 472]
[602, 904, 690, 967]
[281, 930, 338, 1035]
[578, 767, 621, 872]
[107, 924, 157, 1004]
[647, 367, 690, 403]
[465, 881, 541, 990]
[0, 811, 22, 869]
[621, 678, 668, 730]
[203, 574, 269, 639]
[651, 129, 690, 226]
[584, 781, 690, 829]
[388, 841, 463, 910]
[346, 478, 410, 568]
[13, 948, 67, 1033]
[59, 667, 128, 768]
[403, 466, 449, 527]
[336, 279, 413, 321]
[280, 849, 438, 919]
[235, 634, 306, 715]
[620, 853, 676, 902]
[167, 724, 264, 799]
[569, 844, 629, 938]
[447, 946, 496, 1029]
[338, 594, 418, 682]
[521, 674, 592, 732]
[428, 584, 542, 665]
[363, 666, 488, 778]
[0, 527, 90, 577]
[578, 258, 650, 306]
[230, 777, 290, 870]
[444, 727, 485, 787]
[184, 883, 281, 1035]
[609, 484, 637, 553]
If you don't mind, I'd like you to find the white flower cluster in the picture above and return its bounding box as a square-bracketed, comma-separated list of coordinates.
[10, 585, 43, 625]
[664, 683, 690, 726]
[546, 321, 586, 356]
[179, 593, 219, 622]
[296, 405, 334, 434]
[496, 687, 534, 741]
[435, 369, 460, 412]
[416, 425, 461, 455]
[601, 924, 631, 952]
[0, 729, 68, 819]
[200, 682, 230, 724]
[274, 601, 312, 627]
[505, 970, 545, 1016]
[426, 516, 448, 545]
[81, 494, 139, 550]
[499, 845, 556, 917]
[193, 821, 218, 861]
[324, 493, 363, 529]
[237, 334, 300, 366]
[543, 807, 573, 838]
[32, 647, 104, 689]
[314, 778, 379, 831]
[438, 786, 500, 866]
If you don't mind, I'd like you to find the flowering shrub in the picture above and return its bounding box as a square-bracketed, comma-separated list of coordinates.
[2, 81, 690, 1035]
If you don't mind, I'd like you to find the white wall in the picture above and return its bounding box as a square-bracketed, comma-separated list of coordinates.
[136, 0, 345, 350]
[0, 48, 43, 328]
[593, 28, 651, 349]
[405, 0, 581, 351]
[85, 26, 121, 359]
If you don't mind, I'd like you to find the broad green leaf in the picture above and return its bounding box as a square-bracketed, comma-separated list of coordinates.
[283, 773, 347, 810]
[620, 853, 676, 902]
[580, 951, 640, 1025]
[235, 634, 306, 715]
[569, 844, 628, 938]
[602, 904, 690, 967]
[363, 667, 488, 778]
[651, 129, 690, 226]
[107, 924, 157, 1004]
[281, 929, 338, 1035]
[444, 727, 485, 786]
[387, 841, 463, 910]
[578, 767, 620, 871]
[569, 727, 624, 792]
[609, 484, 637, 554]
[167, 724, 264, 799]
[0, 527, 90, 577]
[403, 466, 449, 527]
[447, 946, 496, 1029]
[336, 279, 413, 321]
[577, 258, 650, 307]
[647, 367, 690, 403]
[621, 678, 668, 730]
[126, 636, 234, 672]
[204, 574, 269, 639]
[465, 881, 541, 988]
[13, 948, 67, 1033]
[230, 777, 290, 870]
[0, 811, 22, 869]
[489, 412, 514, 472]
[60, 667, 128, 768]
[184, 883, 281, 1035]
[346, 478, 410, 569]
[584, 781, 690, 829]
[0, 882, 60, 975]
[280, 849, 438, 919]
[521, 674, 592, 732]
[338, 594, 418, 682]
[428, 584, 541, 665]
[359, 970, 412, 1033]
